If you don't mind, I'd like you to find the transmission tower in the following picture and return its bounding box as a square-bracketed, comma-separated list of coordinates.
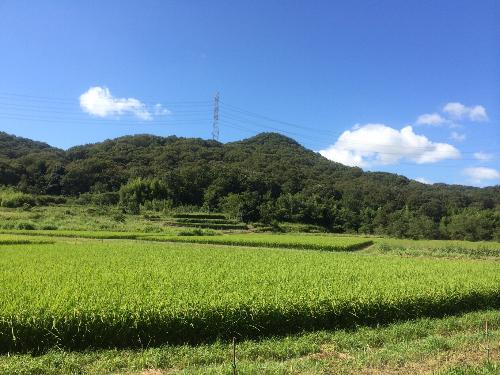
[212, 92, 220, 141]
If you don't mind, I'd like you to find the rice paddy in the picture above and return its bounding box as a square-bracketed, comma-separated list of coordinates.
[0, 236, 499, 353]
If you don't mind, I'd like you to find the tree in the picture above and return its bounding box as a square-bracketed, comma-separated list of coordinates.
[119, 178, 170, 213]
[444, 209, 498, 241]
[220, 191, 261, 222]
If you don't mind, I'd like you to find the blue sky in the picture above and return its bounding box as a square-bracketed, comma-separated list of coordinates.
[0, 0, 498, 186]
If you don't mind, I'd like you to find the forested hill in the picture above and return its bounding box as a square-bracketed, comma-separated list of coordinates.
[1, 131, 498, 240]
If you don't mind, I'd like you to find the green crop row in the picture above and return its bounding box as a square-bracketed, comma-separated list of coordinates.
[0, 230, 372, 251]
[172, 213, 227, 219]
[372, 238, 500, 259]
[156, 233, 374, 251]
[375, 237, 500, 250]
[376, 242, 500, 258]
[166, 222, 248, 230]
[0, 229, 150, 240]
[0, 240, 499, 353]
[173, 218, 238, 224]
[3, 230, 500, 254]
[0, 235, 54, 245]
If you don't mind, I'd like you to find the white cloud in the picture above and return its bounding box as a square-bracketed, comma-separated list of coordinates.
[154, 103, 171, 116]
[416, 113, 447, 126]
[443, 102, 488, 122]
[474, 152, 494, 162]
[463, 167, 500, 184]
[79, 86, 169, 120]
[415, 177, 432, 184]
[450, 131, 466, 142]
[319, 124, 460, 167]
[443, 102, 467, 119]
[469, 106, 488, 121]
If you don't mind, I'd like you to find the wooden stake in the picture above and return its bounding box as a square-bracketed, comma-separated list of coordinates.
[486, 320, 490, 363]
[232, 337, 237, 375]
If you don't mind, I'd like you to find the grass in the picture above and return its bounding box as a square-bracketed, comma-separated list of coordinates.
[0, 205, 182, 233]
[440, 363, 499, 375]
[0, 239, 499, 353]
[172, 213, 227, 220]
[375, 237, 500, 250]
[0, 309, 497, 374]
[174, 218, 238, 224]
[372, 238, 500, 259]
[166, 221, 248, 230]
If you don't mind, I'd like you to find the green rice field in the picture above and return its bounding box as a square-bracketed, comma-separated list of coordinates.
[0, 230, 373, 251]
[0, 235, 499, 354]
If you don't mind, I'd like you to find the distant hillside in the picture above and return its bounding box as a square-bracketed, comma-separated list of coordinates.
[0, 131, 498, 240]
[0, 131, 63, 159]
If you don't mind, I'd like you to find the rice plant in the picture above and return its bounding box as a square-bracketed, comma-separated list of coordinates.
[0, 239, 498, 353]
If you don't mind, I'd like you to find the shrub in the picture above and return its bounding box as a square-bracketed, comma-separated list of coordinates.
[91, 192, 119, 206]
[40, 224, 58, 230]
[178, 228, 217, 236]
[16, 221, 36, 230]
[0, 189, 36, 208]
[0, 188, 66, 208]
[112, 213, 126, 223]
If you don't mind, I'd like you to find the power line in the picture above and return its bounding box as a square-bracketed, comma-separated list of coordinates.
[0, 104, 212, 117]
[219, 120, 488, 162]
[0, 114, 210, 126]
[0, 91, 497, 157]
[0, 91, 211, 106]
[221, 113, 492, 155]
[220, 101, 334, 135]
[0, 92, 210, 104]
[219, 102, 497, 155]
[221, 113, 316, 140]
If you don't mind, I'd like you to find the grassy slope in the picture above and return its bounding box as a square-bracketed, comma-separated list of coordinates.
[0, 205, 181, 233]
[375, 238, 500, 250]
[370, 238, 500, 259]
[0, 309, 498, 374]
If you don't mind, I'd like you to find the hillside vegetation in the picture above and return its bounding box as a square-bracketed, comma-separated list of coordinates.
[0, 131, 498, 240]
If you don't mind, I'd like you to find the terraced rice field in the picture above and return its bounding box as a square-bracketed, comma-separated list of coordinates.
[150, 233, 373, 251]
[0, 237, 499, 353]
[374, 237, 500, 258]
[0, 230, 373, 251]
[0, 234, 54, 245]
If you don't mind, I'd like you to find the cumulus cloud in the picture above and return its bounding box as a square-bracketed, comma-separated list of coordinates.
[416, 113, 447, 126]
[319, 124, 460, 167]
[450, 131, 466, 142]
[474, 152, 494, 162]
[463, 167, 500, 184]
[80, 86, 169, 120]
[443, 102, 488, 122]
[154, 103, 171, 116]
[415, 102, 488, 128]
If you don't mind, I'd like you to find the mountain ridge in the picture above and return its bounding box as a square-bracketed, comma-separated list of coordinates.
[1, 130, 498, 239]
[0, 130, 497, 191]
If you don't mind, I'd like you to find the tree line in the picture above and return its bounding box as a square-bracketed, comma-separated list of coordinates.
[1, 131, 498, 241]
